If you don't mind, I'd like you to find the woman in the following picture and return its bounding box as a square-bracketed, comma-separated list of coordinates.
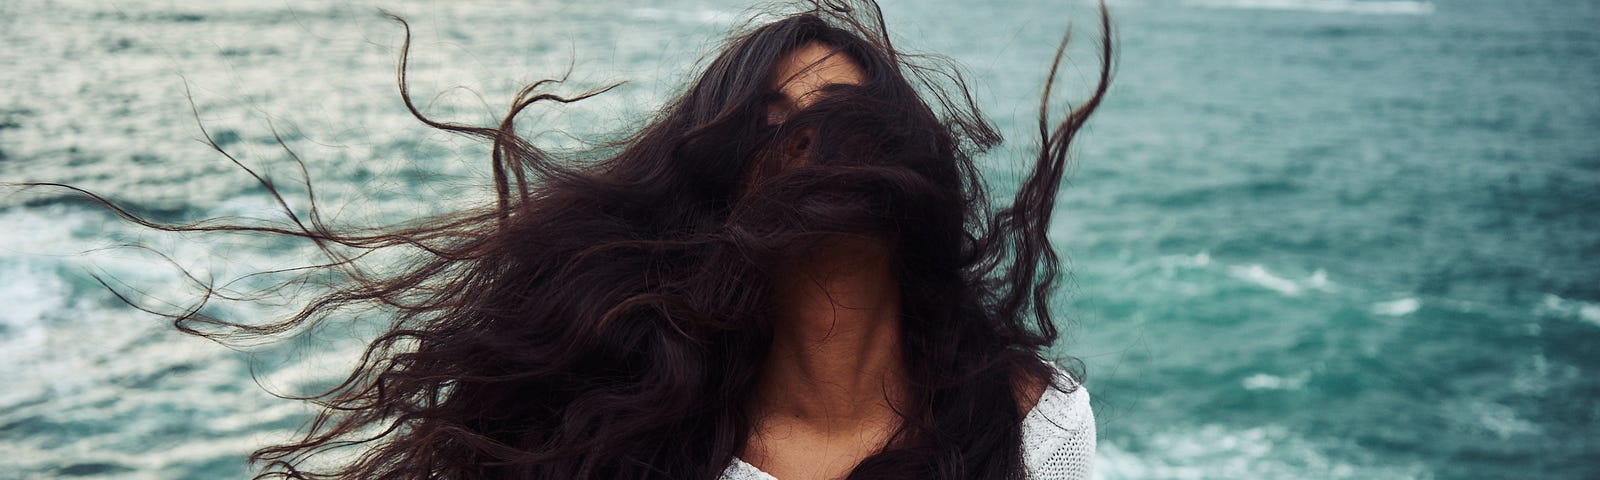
[38, 1, 1112, 478]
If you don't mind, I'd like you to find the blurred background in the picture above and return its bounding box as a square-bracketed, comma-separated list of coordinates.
[1, 0, 1595, 478]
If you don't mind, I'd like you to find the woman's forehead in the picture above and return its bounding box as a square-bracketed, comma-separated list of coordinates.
[767, 42, 865, 110]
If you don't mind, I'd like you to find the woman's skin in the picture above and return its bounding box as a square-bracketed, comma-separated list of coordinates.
[740, 43, 1048, 480]
[740, 43, 901, 480]
[746, 236, 907, 479]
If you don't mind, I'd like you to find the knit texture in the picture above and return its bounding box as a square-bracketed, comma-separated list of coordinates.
[720, 364, 1095, 479]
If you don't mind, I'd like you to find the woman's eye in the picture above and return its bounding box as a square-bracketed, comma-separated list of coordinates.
[766, 106, 788, 126]
[763, 91, 793, 126]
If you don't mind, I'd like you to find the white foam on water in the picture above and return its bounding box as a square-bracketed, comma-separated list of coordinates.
[25, 428, 303, 477]
[0, 207, 109, 407]
[1095, 424, 1429, 479]
[627, 6, 737, 25]
[1444, 398, 1540, 439]
[1242, 371, 1311, 391]
[1306, 269, 1330, 290]
[1145, 251, 1216, 292]
[0, 261, 66, 355]
[0, 206, 304, 458]
[1, 310, 302, 476]
[1231, 264, 1302, 296]
[255, 341, 372, 397]
[1154, 250, 1214, 269]
[1228, 264, 1333, 297]
[1370, 297, 1421, 316]
[1536, 294, 1600, 328]
[1185, 0, 1436, 15]
[208, 401, 315, 433]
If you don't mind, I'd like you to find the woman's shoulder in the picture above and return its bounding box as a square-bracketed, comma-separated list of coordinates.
[1019, 361, 1096, 479]
[1021, 362, 1093, 430]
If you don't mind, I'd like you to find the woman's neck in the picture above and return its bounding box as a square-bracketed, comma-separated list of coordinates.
[754, 236, 909, 433]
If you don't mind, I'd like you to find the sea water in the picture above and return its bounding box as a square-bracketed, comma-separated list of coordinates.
[1, 0, 1595, 478]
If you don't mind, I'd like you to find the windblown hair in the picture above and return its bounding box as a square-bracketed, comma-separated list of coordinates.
[23, 1, 1112, 478]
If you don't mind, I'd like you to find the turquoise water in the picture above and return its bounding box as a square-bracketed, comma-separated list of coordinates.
[2, 0, 1596, 478]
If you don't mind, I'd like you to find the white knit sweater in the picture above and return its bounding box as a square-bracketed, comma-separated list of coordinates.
[719, 364, 1096, 479]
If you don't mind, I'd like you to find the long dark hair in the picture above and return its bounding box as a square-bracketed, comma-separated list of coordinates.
[16, 1, 1112, 478]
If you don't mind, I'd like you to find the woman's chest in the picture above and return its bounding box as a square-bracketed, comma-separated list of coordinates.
[733, 417, 898, 480]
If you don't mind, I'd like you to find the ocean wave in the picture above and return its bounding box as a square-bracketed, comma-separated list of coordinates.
[0, 207, 101, 408]
[1185, 0, 1436, 15]
[1370, 297, 1421, 316]
[1096, 424, 1430, 479]
[626, 7, 736, 25]
[1242, 371, 1311, 391]
[1169, 250, 1213, 268]
[209, 401, 315, 433]
[1444, 398, 1541, 439]
[1227, 264, 1332, 297]
[1536, 294, 1600, 328]
[0, 262, 66, 357]
[0, 427, 299, 478]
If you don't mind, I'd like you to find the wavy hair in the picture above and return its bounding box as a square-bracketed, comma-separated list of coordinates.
[18, 1, 1112, 478]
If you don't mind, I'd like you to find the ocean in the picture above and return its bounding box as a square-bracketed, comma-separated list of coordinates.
[1, 0, 1596, 478]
